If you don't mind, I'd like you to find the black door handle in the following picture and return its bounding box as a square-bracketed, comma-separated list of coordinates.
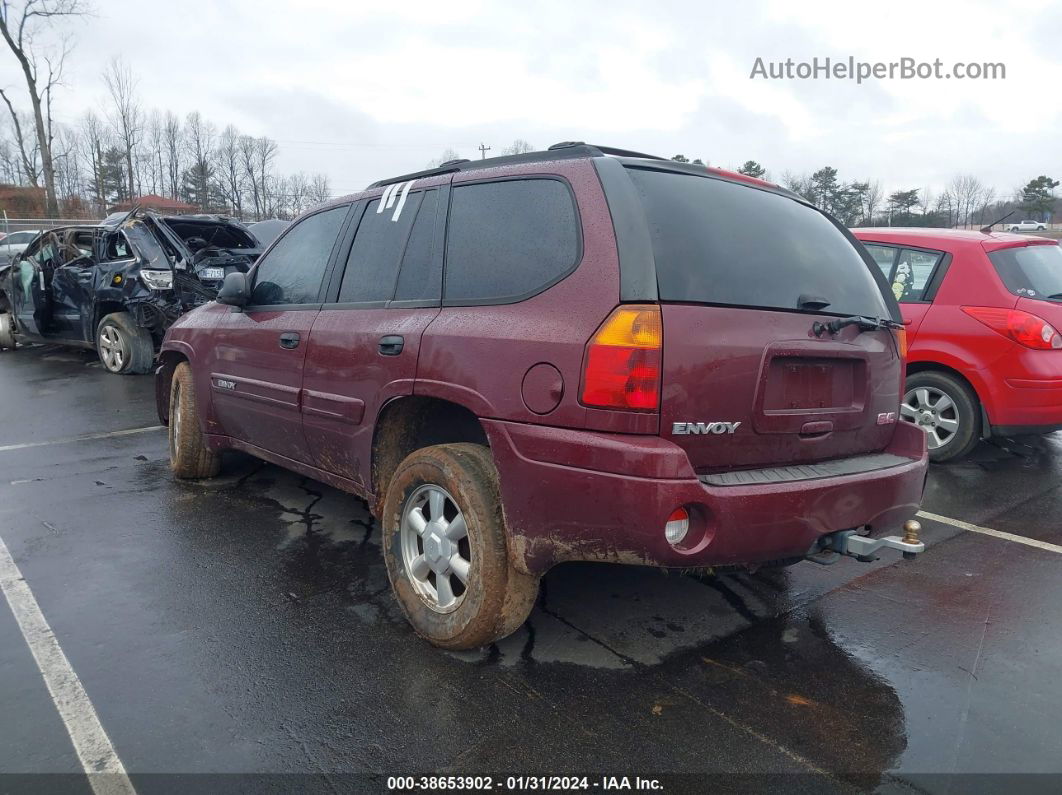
[279, 331, 300, 349]
[378, 335, 404, 356]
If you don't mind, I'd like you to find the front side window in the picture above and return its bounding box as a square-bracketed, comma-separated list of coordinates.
[444, 179, 579, 303]
[989, 243, 1062, 301]
[250, 205, 349, 306]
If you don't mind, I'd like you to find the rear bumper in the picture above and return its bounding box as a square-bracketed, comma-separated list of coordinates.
[977, 362, 1062, 430]
[484, 419, 928, 575]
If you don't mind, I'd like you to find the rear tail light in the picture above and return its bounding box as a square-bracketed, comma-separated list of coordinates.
[893, 326, 908, 360]
[961, 306, 1062, 350]
[581, 304, 662, 411]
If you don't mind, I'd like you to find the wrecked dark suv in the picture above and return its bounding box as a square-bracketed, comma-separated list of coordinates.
[0, 210, 261, 373]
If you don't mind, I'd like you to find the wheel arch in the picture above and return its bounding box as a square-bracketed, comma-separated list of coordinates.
[370, 395, 489, 517]
[155, 348, 192, 425]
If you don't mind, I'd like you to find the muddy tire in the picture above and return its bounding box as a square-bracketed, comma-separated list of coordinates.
[382, 443, 539, 649]
[0, 312, 15, 351]
[902, 371, 980, 463]
[169, 361, 221, 479]
[96, 311, 154, 374]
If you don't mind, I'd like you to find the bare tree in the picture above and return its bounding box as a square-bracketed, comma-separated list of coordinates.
[162, 110, 181, 199]
[103, 57, 142, 202]
[308, 173, 330, 205]
[143, 109, 164, 195]
[183, 110, 216, 210]
[0, 103, 38, 184]
[426, 147, 461, 168]
[0, 0, 86, 214]
[864, 180, 882, 224]
[255, 135, 277, 216]
[238, 134, 260, 219]
[76, 110, 106, 212]
[501, 139, 534, 156]
[215, 124, 243, 215]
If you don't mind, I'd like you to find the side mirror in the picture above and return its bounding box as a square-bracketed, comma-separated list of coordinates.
[217, 271, 249, 307]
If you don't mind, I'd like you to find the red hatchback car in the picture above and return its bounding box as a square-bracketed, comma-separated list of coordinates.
[853, 228, 1062, 461]
[155, 144, 928, 649]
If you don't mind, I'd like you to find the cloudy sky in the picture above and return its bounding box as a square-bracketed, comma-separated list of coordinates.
[4, 0, 1060, 199]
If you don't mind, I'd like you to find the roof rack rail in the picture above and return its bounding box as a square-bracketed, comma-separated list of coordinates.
[548, 141, 666, 160]
[367, 141, 668, 189]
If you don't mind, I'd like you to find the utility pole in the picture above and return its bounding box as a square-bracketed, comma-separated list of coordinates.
[478, 143, 491, 160]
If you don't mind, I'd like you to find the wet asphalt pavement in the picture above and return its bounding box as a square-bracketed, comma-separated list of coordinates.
[1, 345, 1061, 794]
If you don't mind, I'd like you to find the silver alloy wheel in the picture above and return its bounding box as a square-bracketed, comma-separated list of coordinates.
[900, 386, 960, 450]
[171, 382, 182, 459]
[400, 484, 471, 613]
[98, 325, 126, 372]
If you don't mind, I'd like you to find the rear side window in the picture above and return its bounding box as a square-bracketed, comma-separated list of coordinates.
[989, 244, 1062, 301]
[628, 168, 891, 318]
[338, 193, 421, 303]
[394, 189, 440, 302]
[892, 248, 941, 302]
[251, 205, 348, 305]
[444, 179, 579, 303]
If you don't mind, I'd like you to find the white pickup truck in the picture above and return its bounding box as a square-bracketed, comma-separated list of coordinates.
[1008, 219, 1048, 232]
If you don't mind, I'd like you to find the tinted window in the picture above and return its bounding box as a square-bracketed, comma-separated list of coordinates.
[445, 179, 579, 303]
[863, 244, 898, 278]
[892, 248, 941, 302]
[251, 205, 348, 305]
[337, 193, 421, 303]
[394, 189, 440, 302]
[989, 244, 1062, 301]
[628, 168, 892, 318]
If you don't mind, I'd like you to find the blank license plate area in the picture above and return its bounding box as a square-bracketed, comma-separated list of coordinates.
[763, 357, 859, 411]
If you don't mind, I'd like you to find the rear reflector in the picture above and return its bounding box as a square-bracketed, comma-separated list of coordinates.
[581, 304, 662, 411]
[961, 306, 1062, 350]
[664, 507, 690, 546]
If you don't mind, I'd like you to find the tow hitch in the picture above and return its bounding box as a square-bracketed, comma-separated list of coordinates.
[806, 520, 924, 565]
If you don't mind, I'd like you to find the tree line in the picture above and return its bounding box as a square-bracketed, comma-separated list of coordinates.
[672, 154, 1058, 229]
[0, 1, 330, 220]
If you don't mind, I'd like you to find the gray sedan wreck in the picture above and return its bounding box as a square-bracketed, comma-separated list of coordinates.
[0, 210, 262, 373]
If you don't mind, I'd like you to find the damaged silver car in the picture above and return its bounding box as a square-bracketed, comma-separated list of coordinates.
[0, 209, 263, 373]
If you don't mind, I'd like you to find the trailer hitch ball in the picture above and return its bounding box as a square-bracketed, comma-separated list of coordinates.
[902, 519, 921, 559]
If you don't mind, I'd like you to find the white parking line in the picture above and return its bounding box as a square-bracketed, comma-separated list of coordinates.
[0, 536, 136, 795]
[917, 510, 1062, 555]
[0, 426, 164, 453]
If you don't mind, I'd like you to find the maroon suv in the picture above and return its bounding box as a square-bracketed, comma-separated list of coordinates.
[156, 143, 928, 649]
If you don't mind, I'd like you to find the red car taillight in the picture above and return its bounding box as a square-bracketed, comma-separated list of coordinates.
[581, 304, 662, 411]
[961, 306, 1062, 350]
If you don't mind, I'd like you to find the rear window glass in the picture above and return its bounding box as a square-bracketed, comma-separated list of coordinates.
[628, 168, 891, 318]
[165, 220, 257, 250]
[444, 179, 579, 303]
[338, 193, 421, 303]
[989, 244, 1062, 301]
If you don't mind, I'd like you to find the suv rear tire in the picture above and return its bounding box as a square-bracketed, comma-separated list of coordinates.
[169, 361, 221, 479]
[96, 312, 154, 374]
[382, 443, 539, 649]
[902, 371, 980, 462]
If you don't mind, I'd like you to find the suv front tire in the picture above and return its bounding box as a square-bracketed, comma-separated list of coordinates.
[382, 443, 539, 649]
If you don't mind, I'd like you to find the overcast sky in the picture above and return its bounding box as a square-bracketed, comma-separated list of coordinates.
[3, 0, 1060, 200]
